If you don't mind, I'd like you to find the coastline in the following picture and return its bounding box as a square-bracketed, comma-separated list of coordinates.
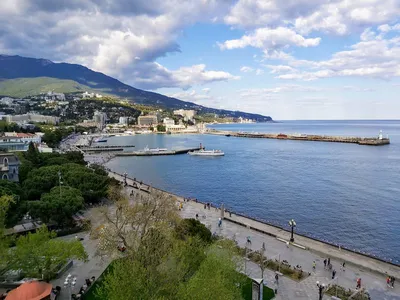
[106, 169, 400, 278]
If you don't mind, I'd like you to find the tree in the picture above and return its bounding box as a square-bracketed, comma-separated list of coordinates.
[94, 185, 179, 258]
[0, 195, 15, 265]
[29, 186, 84, 225]
[178, 241, 245, 300]
[0, 180, 24, 227]
[175, 218, 212, 244]
[157, 124, 166, 132]
[25, 142, 41, 166]
[9, 226, 87, 281]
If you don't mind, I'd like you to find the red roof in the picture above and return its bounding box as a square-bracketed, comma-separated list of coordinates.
[6, 281, 52, 300]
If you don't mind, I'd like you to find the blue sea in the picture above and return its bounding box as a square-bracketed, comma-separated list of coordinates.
[106, 120, 400, 264]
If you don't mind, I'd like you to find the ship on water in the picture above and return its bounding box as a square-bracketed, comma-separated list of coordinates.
[188, 149, 224, 156]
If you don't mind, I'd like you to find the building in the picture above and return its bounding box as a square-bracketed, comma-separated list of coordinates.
[5, 114, 60, 125]
[93, 111, 107, 130]
[138, 115, 158, 126]
[165, 124, 186, 132]
[163, 118, 175, 125]
[4, 132, 41, 144]
[0, 153, 20, 182]
[173, 109, 197, 121]
[38, 143, 53, 153]
[119, 117, 129, 125]
[0, 136, 29, 151]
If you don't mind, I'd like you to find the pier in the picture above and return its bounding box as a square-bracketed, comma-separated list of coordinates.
[208, 130, 390, 146]
[75, 144, 135, 152]
[115, 147, 201, 156]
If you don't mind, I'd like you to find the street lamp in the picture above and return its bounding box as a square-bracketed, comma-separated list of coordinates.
[288, 219, 296, 243]
[316, 281, 325, 300]
[64, 273, 77, 300]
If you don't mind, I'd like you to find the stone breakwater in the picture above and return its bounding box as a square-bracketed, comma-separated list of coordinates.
[208, 130, 390, 146]
[107, 170, 400, 279]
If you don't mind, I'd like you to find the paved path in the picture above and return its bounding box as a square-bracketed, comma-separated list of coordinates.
[180, 201, 400, 300]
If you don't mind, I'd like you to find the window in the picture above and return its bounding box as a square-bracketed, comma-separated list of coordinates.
[2, 174, 8, 180]
[3, 157, 8, 167]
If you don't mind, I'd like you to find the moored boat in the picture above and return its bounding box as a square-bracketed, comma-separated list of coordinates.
[188, 149, 224, 156]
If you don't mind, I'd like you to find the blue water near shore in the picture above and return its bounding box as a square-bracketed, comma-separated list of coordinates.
[106, 120, 400, 263]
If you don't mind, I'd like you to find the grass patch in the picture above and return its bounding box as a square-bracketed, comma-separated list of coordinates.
[325, 285, 370, 300]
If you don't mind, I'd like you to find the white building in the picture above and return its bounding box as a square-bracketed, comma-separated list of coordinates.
[165, 124, 186, 132]
[119, 117, 129, 125]
[163, 118, 175, 125]
[93, 111, 107, 130]
[138, 115, 158, 126]
[4, 132, 41, 144]
[173, 109, 197, 121]
[5, 114, 59, 125]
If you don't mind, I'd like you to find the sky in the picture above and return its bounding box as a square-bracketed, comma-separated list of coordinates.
[1, 0, 400, 120]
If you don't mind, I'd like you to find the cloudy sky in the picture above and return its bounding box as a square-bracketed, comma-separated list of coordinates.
[1, 0, 400, 119]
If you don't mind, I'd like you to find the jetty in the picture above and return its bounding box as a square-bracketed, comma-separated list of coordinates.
[76, 145, 135, 152]
[115, 147, 201, 156]
[208, 130, 390, 146]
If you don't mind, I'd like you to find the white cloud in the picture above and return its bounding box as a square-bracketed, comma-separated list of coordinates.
[255, 69, 264, 75]
[0, 0, 236, 90]
[273, 28, 400, 81]
[264, 65, 297, 74]
[219, 27, 321, 51]
[240, 66, 254, 73]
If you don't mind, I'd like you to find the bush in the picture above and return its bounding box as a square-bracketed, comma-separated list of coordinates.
[175, 218, 212, 244]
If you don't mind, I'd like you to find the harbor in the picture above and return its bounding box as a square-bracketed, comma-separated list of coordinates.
[208, 129, 391, 146]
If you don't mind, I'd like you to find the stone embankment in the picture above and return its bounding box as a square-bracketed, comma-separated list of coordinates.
[209, 130, 390, 146]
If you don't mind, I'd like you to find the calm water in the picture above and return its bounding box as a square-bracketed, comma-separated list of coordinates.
[106, 120, 400, 263]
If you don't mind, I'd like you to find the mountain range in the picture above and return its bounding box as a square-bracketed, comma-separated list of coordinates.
[0, 55, 271, 121]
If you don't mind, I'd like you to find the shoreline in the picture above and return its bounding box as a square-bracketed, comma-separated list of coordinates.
[106, 169, 400, 278]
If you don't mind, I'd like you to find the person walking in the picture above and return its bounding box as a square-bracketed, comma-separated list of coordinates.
[312, 261, 316, 271]
[218, 217, 222, 227]
[391, 276, 395, 288]
[323, 259, 327, 269]
[387, 276, 391, 287]
[356, 278, 361, 289]
[327, 257, 331, 266]
[341, 262, 345, 271]
[247, 236, 252, 245]
[275, 273, 279, 285]
[332, 269, 336, 279]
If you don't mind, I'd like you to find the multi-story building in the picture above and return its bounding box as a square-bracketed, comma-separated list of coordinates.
[138, 115, 158, 126]
[3, 132, 41, 144]
[173, 109, 197, 122]
[163, 118, 175, 125]
[0, 136, 29, 151]
[93, 111, 107, 130]
[0, 153, 20, 182]
[119, 117, 129, 125]
[5, 114, 60, 125]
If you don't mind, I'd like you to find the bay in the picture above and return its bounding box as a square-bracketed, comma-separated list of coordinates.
[106, 120, 400, 263]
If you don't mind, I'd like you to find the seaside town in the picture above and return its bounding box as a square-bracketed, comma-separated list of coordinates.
[1, 0, 400, 299]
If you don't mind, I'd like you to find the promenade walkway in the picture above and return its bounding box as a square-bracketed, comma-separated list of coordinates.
[109, 170, 400, 299]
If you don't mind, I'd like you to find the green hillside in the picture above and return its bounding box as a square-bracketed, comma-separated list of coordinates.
[0, 77, 97, 98]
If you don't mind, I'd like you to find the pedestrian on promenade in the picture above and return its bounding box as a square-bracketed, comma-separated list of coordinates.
[286, 241, 289, 248]
[341, 262, 345, 271]
[323, 259, 327, 269]
[356, 278, 361, 289]
[218, 218, 222, 227]
[312, 261, 316, 271]
[247, 236, 251, 245]
[204, 204, 206, 209]
[275, 273, 279, 285]
[332, 269, 336, 279]
[328, 257, 330, 266]
[195, 213, 199, 219]
[387, 277, 391, 287]
[391, 276, 395, 288]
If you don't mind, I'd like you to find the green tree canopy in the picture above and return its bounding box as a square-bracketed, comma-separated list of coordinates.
[8, 226, 87, 281]
[29, 186, 84, 225]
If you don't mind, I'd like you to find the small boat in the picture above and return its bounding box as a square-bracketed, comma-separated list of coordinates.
[95, 138, 107, 143]
[188, 149, 224, 156]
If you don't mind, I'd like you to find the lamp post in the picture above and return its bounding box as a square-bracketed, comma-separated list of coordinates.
[288, 219, 296, 243]
[316, 281, 325, 300]
[64, 273, 77, 300]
